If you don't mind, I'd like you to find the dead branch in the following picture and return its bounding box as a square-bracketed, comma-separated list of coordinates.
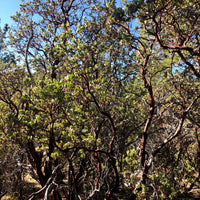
[153, 94, 200, 157]
[26, 164, 63, 200]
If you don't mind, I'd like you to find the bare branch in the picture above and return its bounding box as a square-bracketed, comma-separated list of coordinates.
[153, 94, 200, 157]
[26, 164, 63, 200]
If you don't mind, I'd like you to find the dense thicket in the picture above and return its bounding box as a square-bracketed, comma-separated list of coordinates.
[0, 0, 199, 199]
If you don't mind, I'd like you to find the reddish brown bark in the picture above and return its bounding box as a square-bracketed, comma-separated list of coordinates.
[140, 55, 155, 167]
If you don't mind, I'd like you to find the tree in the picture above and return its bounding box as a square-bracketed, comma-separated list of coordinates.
[125, 0, 200, 198]
[0, 0, 199, 199]
[3, 0, 141, 198]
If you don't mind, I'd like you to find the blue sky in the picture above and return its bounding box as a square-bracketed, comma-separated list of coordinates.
[0, 0, 21, 28]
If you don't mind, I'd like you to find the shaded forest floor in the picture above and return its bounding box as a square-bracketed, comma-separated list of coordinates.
[1, 174, 200, 200]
